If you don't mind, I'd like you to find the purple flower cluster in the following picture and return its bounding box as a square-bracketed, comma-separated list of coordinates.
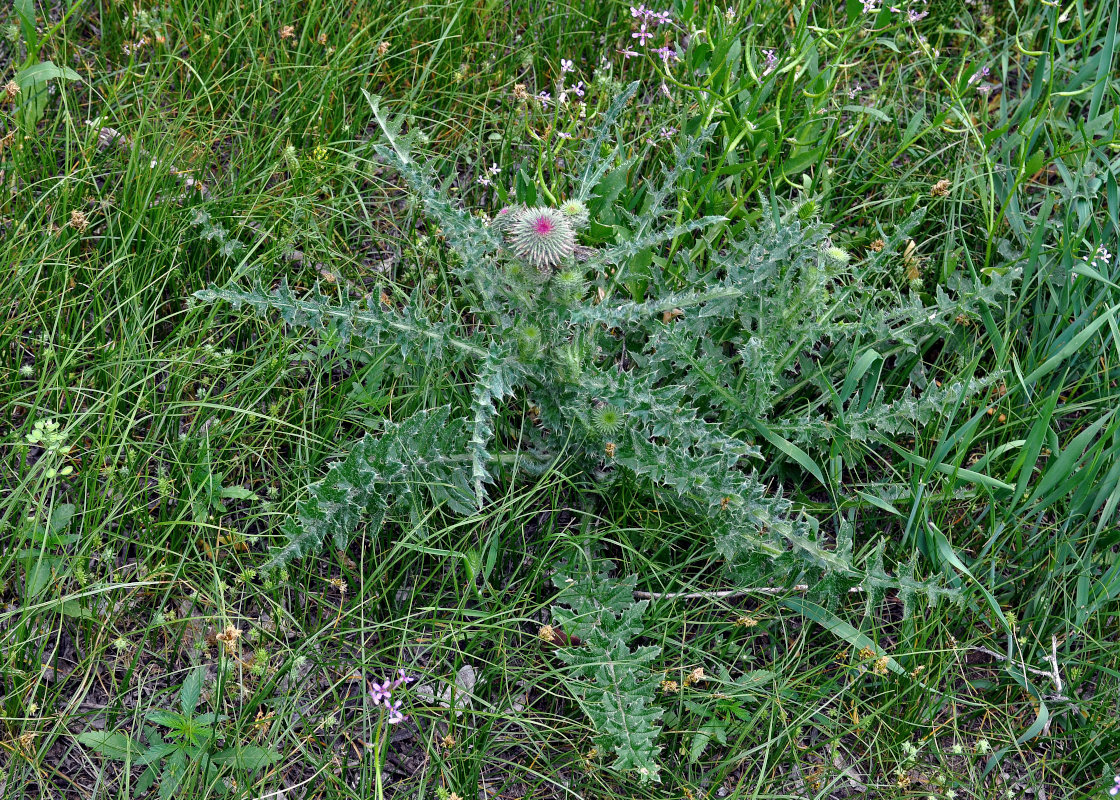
[1109, 774, 1120, 797]
[370, 669, 414, 725]
[630, 5, 672, 48]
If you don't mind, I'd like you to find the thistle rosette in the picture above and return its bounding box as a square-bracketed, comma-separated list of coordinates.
[507, 206, 576, 270]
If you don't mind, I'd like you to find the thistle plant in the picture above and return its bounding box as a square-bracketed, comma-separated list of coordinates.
[196, 82, 1020, 781]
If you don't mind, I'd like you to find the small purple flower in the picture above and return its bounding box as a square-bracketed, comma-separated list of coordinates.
[538, 90, 551, 104]
[369, 671, 414, 723]
[557, 131, 572, 139]
[654, 45, 678, 64]
[633, 25, 653, 45]
[630, 4, 647, 18]
[848, 82, 862, 99]
[968, 65, 990, 85]
[488, 163, 501, 176]
[1110, 774, 1120, 797]
[572, 81, 585, 97]
[561, 58, 574, 73]
[618, 47, 639, 59]
[908, 8, 929, 21]
[862, 0, 880, 13]
[477, 176, 491, 186]
[762, 49, 777, 76]
[660, 126, 676, 139]
[653, 10, 672, 24]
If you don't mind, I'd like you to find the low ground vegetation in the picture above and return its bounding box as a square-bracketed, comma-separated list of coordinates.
[2, 0, 1119, 798]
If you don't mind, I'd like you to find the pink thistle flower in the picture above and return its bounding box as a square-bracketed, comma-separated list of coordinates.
[507, 206, 576, 269]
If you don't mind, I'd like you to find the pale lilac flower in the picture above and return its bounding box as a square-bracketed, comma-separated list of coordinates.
[630, 4, 647, 17]
[369, 670, 414, 722]
[762, 49, 777, 76]
[653, 10, 672, 24]
[572, 81, 585, 97]
[848, 82, 862, 99]
[862, 0, 880, 12]
[968, 65, 990, 85]
[557, 131, 572, 139]
[386, 700, 406, 725]
[618, 47, 639, 58]
[654, 45, 678, 64]
[660, 81, 671, 99]
[1090, 245, 1113, 268]
[561, 58, 574, 73]
[1110, 775, 1120, 797]
[478, 176, 491, 186]
[538, 91, 551, 103]
[908, 8, 929, 21]
[488, 163, 501, 175]
[660, 126, 676, 138]
[633, 25, 653, 45]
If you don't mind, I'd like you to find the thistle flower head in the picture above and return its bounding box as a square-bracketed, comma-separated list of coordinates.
[591, 404, 624, 435]
[490, 204, 522, 234]
[508, 206, 576, 270]
[516, 322, 543, 360]
[559, 199, 590, 230]
[553, 265, 587, 304]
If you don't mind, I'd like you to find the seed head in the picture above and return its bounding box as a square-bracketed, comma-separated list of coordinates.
[508, 206, 576, 270]
[3, 80, 19, 102]
[70, 209, 89, 232]
[683, 667, 706, 686]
